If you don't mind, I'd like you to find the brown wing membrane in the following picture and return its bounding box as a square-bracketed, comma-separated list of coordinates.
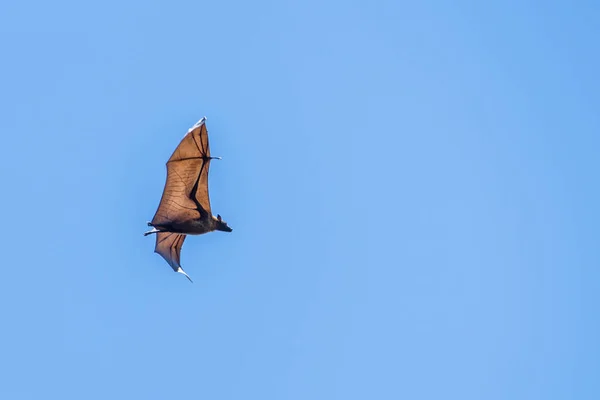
[155, 232, 186, 272]
[150, 118, 213, 226]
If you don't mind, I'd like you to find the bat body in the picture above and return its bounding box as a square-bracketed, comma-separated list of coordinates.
[144, 117, 232, 282]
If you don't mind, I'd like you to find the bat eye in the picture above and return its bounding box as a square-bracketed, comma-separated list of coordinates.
[217, 214, 222, 222]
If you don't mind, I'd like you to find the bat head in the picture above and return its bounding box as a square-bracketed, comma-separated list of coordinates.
[214, 214, 233, 232]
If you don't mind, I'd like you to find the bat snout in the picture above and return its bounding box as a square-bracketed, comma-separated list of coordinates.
[215, 214, 232, 232]
[217, 223, 233, 233]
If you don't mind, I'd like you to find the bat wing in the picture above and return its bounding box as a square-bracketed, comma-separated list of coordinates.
[151, 117, 214, 226]
[155, 232, 186, 272]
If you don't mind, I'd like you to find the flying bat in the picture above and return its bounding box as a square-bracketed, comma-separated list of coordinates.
[144, 116, 232, 282]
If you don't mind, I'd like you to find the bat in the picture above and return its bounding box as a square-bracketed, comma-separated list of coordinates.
[144, 116, 232, 282]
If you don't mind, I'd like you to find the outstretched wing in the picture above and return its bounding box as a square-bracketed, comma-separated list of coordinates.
[151, 117, 214, 226]
[155, 232, 186, 272]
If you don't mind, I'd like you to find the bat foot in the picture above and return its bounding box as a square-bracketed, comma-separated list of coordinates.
[147, 221, 153, 226]
[143, 227, 160, 236]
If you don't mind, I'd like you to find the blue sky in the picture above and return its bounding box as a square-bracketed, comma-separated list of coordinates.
[1, 1, 599, 399]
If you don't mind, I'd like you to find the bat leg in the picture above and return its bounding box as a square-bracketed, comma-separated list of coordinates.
[176, 267, 193, 283]
[143, 227, 160, 236]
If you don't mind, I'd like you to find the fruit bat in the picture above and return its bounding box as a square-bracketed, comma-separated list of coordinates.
[144, 117, 232, 282]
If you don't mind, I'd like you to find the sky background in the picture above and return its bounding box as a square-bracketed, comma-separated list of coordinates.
[1, 1, 599, 399]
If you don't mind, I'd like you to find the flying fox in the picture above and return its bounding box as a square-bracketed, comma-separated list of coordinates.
[144, 117, 232, 282]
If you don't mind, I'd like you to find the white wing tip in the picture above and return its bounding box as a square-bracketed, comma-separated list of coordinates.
[176, 267, 194, 283]
[187, 116, 207, 132]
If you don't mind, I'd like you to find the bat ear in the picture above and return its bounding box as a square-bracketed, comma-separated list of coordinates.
[217, 214, 222, 222]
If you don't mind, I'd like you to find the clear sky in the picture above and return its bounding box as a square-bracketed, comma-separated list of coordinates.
[1, 1, 599, 399]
